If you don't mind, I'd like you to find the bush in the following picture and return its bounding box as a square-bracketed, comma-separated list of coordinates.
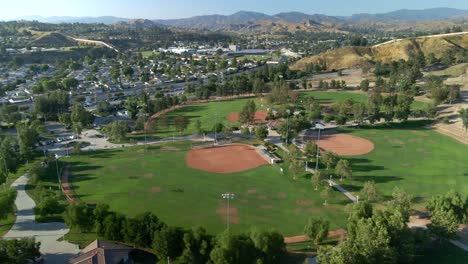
[323, 114, 335, 122]
[442, 117, 450, 124]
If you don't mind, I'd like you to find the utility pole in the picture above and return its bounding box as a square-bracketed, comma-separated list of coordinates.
[221, 193, 235, 230]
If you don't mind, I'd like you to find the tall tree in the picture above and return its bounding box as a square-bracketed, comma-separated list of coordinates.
[321, 150, 338, 170]
[238, 100, 256, 125]
[304, 217, 330, 245]
[335, 159, 352, 181]
[361, 181, 378, 201]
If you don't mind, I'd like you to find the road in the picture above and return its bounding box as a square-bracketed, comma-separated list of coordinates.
[4, 174, 79, 263]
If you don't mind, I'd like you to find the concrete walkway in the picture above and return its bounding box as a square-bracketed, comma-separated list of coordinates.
[4, 173, 79, 263]
[327, 179, 357, 202]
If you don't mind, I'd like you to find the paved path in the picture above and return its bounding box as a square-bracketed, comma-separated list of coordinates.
[4, 174, 79, 263]
[327, 179, 357, 202]
[372, 31, 468, 48]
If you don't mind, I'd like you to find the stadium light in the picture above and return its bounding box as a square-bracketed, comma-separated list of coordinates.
[315, 123, 325, 172]
[221, 193, 235, 230]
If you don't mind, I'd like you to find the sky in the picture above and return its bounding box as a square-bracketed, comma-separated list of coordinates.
[1, 0, 467, 20]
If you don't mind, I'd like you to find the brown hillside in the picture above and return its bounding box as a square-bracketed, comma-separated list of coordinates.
[31, 32, 77, 47]
[290, 46, 373, 71]
[291, 34, 468, 71]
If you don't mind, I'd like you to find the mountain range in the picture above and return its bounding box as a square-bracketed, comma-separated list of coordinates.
[13, 8, 468, 31]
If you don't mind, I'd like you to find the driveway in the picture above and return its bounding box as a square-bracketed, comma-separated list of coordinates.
[3, 174, 79, 263]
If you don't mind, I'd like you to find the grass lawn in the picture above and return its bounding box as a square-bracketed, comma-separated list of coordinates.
[298, 91, 427, 110]
[136, 97, 264, 139]
[141, 51, 157, 58]
[336, 121, 468, 206]
[66, 141, 348, 236]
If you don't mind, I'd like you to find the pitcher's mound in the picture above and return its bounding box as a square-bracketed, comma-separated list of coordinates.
[226, 110, 267, 123]
[186, 144, 268, 174]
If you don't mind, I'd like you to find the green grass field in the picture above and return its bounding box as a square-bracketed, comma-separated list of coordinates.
[336, 121, 468, 206]
[298, 91, 427, 110]
[137, 91, 426, 141]
[66, 141, 348, 236]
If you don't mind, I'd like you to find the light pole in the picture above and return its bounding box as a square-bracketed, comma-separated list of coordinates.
[286, 109, 290, 144]
[221, 193, 235, 230]
[55, 156, 61, 186]
[314, 123, 325, 172]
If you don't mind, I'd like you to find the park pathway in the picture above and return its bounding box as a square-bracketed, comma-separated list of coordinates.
[4, 173, 79, 263]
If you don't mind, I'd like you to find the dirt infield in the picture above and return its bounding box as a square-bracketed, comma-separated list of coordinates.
[226, 110, 268, 123]
[305, 133, 374, 156]
[186, 144, 269, 174]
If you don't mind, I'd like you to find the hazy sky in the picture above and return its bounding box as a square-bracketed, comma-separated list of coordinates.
[1, 0, 467, 20]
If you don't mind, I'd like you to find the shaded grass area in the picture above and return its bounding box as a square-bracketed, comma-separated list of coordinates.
[66, 140, 348, 236]
[0, 213, 15, 237]
[336, 120, 468, 205]
[413, 241, 468, 264]
[424, 63, 467, 78]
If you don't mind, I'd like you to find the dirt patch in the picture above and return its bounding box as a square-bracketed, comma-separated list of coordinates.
[388, 138, 404, 145]
[143, 173, 154, 179]
[284, 229, 347, 244]
[260, 205, 273, 209]
[304, 133, 374, 156]
[216, 205, 240, 224]
[247, 188, 257, 195]
[186, 144, 269, 174]
[161, 146, 181, 152]
[258, 195, 268, 200]
[306, 208, 322, 214]
[110, 166, 118, 172]
[278, 192, 286, 199]
[150, 186, 161, 193]
[61, 165, 76, 203]
[410, 130, 430, 137]
[226, 110, 268, 123]
[296, 199, 312, 206]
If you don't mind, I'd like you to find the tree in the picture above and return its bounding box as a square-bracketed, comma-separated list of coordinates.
[459, 108, 468, 131]
[210, 231, 257, 264]
[255, 125, 268, 141]
[335, 159, 352, 181]
[387, 187, 412, 222]
[238, 100, 256, 125]
[62, 78, 79, 90]
[124, 96, 139, 120]
[361, 181, 377, 201]
[304, 217, 330, 245]
[63, 202, 94, 232]
[58, 113, 72, 128]
[394, 94, 414, 121]
[122, 65, 134, 80]
[177, 227, 212, 264]
[0, 137, 19, 184]
[153, 226, 184, 261]
[286, 144, 303, 180]
[321, 187, 332, 205]
[427, 190, 468, 240]
[107, 121, 129, 142]
[352, 102, 366, 125]
[249, 228, 285, 264]
[174, 115, 190, 134]
[321, 150, 338, 170]
[0, 190, 16, 220]
[360, 79, 370, 91]
[16, 122, 39, 160]
[0, 238, 41, 264]
[194, 119, 204, 135]
[311, 171, 324, 190]
[72, 122, 83, 135]
[304, 141, 317, 161]
[301, 77, 308, 90]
